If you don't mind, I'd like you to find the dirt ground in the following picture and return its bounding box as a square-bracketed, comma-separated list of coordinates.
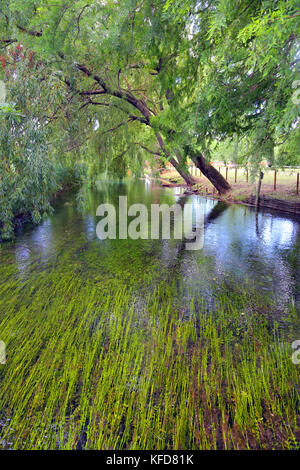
[159, 168, 300, 203]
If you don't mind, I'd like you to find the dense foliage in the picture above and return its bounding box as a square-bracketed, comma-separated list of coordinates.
[0, 44, 87, 238]
[0, 0, 299, 236]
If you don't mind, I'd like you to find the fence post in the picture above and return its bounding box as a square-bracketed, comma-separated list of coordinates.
[297, 173, 299, 195]
[274, 169, 277, 191]
[235, 168, 237, 183]
[246, 169, 248, 183]
[226, 167, 228, 181]
[255, 171, 264, 211]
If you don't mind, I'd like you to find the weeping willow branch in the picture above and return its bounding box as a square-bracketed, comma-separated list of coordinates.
[133, 142, 161, 156]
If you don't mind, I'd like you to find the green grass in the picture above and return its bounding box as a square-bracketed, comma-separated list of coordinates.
[260, 169, 300, 187]
[0, 263, 299, 450]
[217, 167, 300, 187]
[187, 165, 299, 187]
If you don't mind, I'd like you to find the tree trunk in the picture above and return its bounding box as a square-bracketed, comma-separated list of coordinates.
[169, 157, 195, 185]
[155, 133, 196, 186]
[74, 65, 225, 189]
[187, 147, 231, 194]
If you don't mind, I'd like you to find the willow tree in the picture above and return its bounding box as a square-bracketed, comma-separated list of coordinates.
[166, 0, 300, 175]
[0, 43, 63, 238]
[1, 0, 298, 194]
[0, 0, 233, 191]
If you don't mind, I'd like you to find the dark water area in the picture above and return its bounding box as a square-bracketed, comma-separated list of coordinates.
[1, 178, 299, 316]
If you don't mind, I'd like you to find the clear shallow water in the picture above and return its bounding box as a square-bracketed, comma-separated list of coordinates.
[1, 178, 300, 314]
[0, 178, 300, 450]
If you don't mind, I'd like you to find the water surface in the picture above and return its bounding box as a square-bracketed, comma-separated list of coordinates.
[1, 178, 299, 316]
[1, 178, 300, 450]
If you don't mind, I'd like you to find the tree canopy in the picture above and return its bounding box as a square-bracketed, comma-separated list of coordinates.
[0, 0, 299, 237]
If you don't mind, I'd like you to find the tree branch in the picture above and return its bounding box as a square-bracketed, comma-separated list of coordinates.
[74, 4, 89, 45]
[16, 25, 42, 37]
[134, 142, 161, 156]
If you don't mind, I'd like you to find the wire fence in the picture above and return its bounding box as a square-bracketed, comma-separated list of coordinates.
[188, 164, 300, 195]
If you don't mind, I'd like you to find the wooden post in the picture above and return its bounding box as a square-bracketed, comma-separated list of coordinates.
[246, 169, 248, 183]
[226, 167, 228, 181]
[235, 168, 237, 183]
[255, 171, 264, 211]
[274, 169, 277, 191]
[297, 173, 299, 195]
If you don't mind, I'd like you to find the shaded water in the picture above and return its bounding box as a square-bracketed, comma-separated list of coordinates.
[1, 178, 299, 315]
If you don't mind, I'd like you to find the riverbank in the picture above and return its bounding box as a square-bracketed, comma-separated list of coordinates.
[158, 170, 300, 216]
[0, 183, 79, 242]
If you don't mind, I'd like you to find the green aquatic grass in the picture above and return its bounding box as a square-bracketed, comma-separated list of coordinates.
[0, 264, 299, 450]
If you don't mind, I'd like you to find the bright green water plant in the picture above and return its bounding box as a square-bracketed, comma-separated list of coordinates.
[0, 263, 299, 450]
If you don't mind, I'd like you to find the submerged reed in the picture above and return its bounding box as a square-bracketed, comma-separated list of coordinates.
[0, 261, 299, 450]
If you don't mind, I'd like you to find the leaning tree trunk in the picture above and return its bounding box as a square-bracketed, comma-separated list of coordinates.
[72, 64, 222, 190]
[187, 147, 231, 194]
[169, 157, 195, 185]
[155, 133, 196, 186]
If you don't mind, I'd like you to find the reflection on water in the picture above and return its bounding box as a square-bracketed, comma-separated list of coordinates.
[1, 179, 300, 314]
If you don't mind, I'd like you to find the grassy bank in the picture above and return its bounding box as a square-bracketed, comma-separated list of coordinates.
[0, 263, 299, 450]
[158, 169, 300, 205]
